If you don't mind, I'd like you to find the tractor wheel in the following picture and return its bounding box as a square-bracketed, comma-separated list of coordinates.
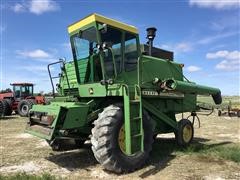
[17, 99, 36, 117]
[5, 99, 13, 116]
[218, 110, 222, 116]
[0, 99, 11, 116]
[0, 100, 3, 117]
[175, 119, 194, 147]
[91, 104, 154, 173]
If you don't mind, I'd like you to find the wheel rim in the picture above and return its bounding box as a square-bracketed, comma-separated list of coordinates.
[118, 125, 126, 154]
[21, 105, 29, 114]
[182, 124, 193, 143]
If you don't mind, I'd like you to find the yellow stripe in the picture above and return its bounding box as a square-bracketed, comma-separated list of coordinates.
[68, 13, 138, 34]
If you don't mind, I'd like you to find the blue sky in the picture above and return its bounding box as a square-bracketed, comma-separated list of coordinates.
[0, 0, 239, 95]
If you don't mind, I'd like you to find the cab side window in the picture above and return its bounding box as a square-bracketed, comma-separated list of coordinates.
[124, 33, 138, 71]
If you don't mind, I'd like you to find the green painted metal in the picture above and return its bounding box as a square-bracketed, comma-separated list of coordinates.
[142, 99, 178, 129]
[26, 14, 222, 157]
[123, 85, 131, 155]
[164, 79, 221, 95]
[123, 84, 144, 154]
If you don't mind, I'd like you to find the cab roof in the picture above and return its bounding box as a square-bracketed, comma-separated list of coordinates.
[68, 13, 138, 34]
[10, 83, 34, 86]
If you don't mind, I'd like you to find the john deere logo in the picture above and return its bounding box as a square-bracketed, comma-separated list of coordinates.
[142, 90, 184, 98]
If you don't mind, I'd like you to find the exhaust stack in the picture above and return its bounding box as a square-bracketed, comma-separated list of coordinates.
[146, 27, 157, 56]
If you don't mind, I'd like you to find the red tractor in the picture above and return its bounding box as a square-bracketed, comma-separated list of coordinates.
[0, 83, 46, 117]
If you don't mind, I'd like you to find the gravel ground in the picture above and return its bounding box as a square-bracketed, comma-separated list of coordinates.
[0, 112, 239, 179]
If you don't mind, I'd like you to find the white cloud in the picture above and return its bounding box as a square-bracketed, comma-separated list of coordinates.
[11, 0, 60, 15]
[16, 49, 51, 59]
[159, 42, 193, 54]
[215, 60, 239, 71]
[189, 0, 240, 10]
[186, 65, 201, 72]
[206, 50, 240, 71]
[29, 0, 60, 15]
[206, 50, 240, 60]
[12, 3, 25, 13]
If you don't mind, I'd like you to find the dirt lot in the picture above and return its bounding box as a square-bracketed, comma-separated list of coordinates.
[0, 112, 239, 179]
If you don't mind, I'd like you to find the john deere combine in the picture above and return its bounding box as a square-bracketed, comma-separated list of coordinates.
[26, 14, 222, 173]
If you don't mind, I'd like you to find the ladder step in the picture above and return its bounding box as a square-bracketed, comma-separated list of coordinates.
[131, 133, 142, 138]
[131, 117, 141, 121]
[130, 100, 140, 103]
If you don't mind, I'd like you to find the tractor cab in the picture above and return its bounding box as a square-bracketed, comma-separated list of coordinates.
[68, 14, 140, 85]
[11, 83, 34, 99]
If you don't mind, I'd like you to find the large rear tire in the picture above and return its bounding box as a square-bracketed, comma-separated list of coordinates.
[17, 99, 36, 117]
[5, 99, 13, 116]
[0, 99, 12, 116]
[0, 100, 3, 117]
[91, 104, 154, 173]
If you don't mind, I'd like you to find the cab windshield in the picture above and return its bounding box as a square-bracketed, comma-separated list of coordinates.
[72, 27, 98, 60]
[71, 25, 139, 83]
[13, 85, 33, 98]
[71, 27, 100, 83]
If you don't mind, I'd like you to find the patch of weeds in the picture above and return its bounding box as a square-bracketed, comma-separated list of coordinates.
[214, 145, 240, 162]
[0, 172, 58, 180]
[182, 143, 240, 163]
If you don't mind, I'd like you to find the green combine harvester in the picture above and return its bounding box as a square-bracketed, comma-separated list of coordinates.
[26, 14, 222, 173]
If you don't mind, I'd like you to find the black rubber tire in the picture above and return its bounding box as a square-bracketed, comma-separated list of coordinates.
[91, 104, 154, 173]
[175, 119, 194, 147]
[75, 139, 85, 148]
[0, 100, 3, 117]
[17, 99, 36, 117]
[5, 99, 13, 116]
[218, 110, 222, 116]
[0, 99, 11, 116]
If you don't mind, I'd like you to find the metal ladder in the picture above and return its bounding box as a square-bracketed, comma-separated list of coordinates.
[123, 85, 143, 155]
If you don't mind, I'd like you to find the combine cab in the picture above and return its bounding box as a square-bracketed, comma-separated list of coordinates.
[26, 14, 222, 173]
[0, 83, 46, 117]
